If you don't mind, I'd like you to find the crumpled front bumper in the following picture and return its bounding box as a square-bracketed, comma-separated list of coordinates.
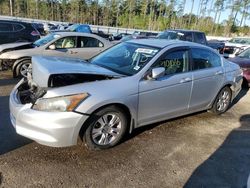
[9, 80, 89, 147]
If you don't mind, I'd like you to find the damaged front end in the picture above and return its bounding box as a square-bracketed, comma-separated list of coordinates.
[17, 76, 46, 104]
[0, 59, 16, 71]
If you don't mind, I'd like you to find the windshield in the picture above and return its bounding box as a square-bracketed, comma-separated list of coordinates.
[238, 48, 250, 58]
[228, 38, 250, 45]
[33, 33, 61, 47]
[157, 31, 183, 40]
[91, 42, 160, 76]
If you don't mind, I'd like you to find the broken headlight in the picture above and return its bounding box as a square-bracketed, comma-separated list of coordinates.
[32, 93, 89, 112]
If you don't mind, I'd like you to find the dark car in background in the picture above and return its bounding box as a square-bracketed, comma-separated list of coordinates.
[0, 20, 40, 44]
[157, 29, 208, 45]
[229, 47, 250, 87]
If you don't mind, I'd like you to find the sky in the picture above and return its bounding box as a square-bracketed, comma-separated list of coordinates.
[183, 0, 249, 26]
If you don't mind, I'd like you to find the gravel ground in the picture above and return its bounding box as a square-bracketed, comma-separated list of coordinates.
[0, 70, 250, 188]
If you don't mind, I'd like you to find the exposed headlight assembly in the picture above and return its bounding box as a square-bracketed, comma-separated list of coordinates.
[32, 93, 89, 112]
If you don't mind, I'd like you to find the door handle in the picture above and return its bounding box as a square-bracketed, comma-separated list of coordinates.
[215, 70, 223, 75]
[180, 77, 192, 83]
[69, 50, 78, 54]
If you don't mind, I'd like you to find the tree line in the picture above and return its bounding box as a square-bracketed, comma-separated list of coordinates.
[0, 0, 250, 36]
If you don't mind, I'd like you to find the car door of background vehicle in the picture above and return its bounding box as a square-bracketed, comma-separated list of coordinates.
[138, 48, 193, 126]
[68, 36, 105, 60]
[0, 22, 14, 44]
[189, 47, 224, 111]
[43, 36, 77, 58]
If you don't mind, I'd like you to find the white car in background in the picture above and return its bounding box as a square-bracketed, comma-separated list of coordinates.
[0, 32, 113, 77]
[223, 37, 250, 58]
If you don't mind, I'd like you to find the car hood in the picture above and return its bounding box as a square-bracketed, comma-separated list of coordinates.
[31, 56, 123, 88]
[228, 56, 250, 67]
[0, 47, 41, 59]
[0, 42, 33, 54]
[224, 42, 250, 48]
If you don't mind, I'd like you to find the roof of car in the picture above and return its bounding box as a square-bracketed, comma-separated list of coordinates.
[0, 19, 31, 25]
[126, 39, 206, 49]
[166, 29, 204, 33]
[51, 31, 100, 38]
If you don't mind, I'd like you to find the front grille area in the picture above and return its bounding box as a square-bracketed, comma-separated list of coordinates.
[0, 59, 15, 70]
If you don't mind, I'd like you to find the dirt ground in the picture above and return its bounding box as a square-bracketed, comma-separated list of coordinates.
[0, 70, 250, 188]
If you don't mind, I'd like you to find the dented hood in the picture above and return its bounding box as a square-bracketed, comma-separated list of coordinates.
[0, 42, 32, 53]
[31, 56, 122, 87]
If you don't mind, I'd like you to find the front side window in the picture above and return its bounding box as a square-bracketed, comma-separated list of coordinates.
[0, 23, 13, 32]
[153, 50, 189, 75]
[191, 48, 221, 70]
[54, 36, 77, 49]
[79, 37, 103, 48]
[33, 33, 61, 47]
[91, 42, 159, 76]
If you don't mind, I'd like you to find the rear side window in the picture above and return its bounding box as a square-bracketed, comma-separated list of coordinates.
[78, 36, 103, 48]
[181, 32, 193, 42]
[191, 48, 221, 70]
[194, 33, 206, 44]
[153, 50, 189, 75]
[13, 23, 25, 31]
[0, 23, 13, 32]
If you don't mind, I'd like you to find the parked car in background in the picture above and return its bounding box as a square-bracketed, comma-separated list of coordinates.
[0, 32, 113, 77]
[121, 31, 158, 42]
[207, 39, 225, 54]
[228, 47, 250, 87]
[66, 24, 92, 33]
[223, 37, 250, 58]
[157, 29, 208, 45]
[32, 23, 46, 36]
[0, 20, 40, 44]
[9, 39, 242, 150]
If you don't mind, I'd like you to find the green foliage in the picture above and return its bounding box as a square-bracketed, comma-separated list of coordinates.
[0, 0, 250, 36]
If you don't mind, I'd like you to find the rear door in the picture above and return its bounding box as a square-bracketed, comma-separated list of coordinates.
[189, 47, 224, 111]
[138, 47, 193, 126]
[71, 36, 105, 60]
[0, 22, 14, 44]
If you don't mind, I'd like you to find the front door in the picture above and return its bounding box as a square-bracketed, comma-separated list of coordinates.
[43, 36, 78, 58]
[138, 49, 192, 126]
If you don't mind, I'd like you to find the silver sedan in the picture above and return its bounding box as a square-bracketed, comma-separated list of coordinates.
[9, 39, 243, 150]
[0, 32, 113, 77]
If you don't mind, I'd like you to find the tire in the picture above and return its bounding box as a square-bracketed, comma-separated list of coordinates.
[84, 106, 128, 150]
[210, 86, 232, 115]
[16, 59, 32, 78]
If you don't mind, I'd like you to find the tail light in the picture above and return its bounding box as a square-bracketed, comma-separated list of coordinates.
[31, 31, 40, 36]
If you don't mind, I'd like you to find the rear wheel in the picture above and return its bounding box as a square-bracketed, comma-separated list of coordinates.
[211, 86, 232, 114]
[84, 106, 128, 150]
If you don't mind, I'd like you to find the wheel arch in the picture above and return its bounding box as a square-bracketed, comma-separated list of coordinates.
[12, 57, 31, 77]
[79, 103, 134, 140]
[209, 83, 233, 109]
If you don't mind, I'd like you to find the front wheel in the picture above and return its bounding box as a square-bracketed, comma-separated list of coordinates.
[84, 106, 128, 150]
[211, 86, 232, 115]
[16, 59, 32, 78]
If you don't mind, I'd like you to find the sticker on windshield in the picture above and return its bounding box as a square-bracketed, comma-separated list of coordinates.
[136, 48, 158, 55]
[133, 65, 140, 70]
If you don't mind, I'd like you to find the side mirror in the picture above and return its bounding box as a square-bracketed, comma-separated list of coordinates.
[48, 44, 56, 50]
[99, 42, 104, 47]
[151, 67, 165, 79]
